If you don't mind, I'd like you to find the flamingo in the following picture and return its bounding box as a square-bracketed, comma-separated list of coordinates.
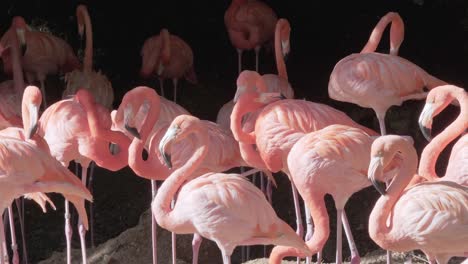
[367, 135, 468, 264]
[0, 136, 92, 264]
[269, 125, 385, 264]
[140, 28, 197, 103]
[216, 17, 294, 132]
[231, 81, 378, 263]
[0, 16, 80, 108]
[37, 89, 130, 264]
[63, 4, 114, 110]
[328, 11, 447, 135]
[224, 0, 278, 74]
[418, 85, 467, 185]
[153, 114, 311, 264]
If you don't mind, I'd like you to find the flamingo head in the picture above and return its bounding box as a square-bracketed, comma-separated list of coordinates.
[22, 86, 42, 139]
[12, 16, 28, 56]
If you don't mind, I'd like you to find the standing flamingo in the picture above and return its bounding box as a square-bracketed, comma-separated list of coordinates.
[153, 114, 311, 264]
[38, 89, 130, 264]
[231, 82, 378, 263]
[328, 11, 447, 135]
[63, 4, 114, 110]
[269, 125, 383, 264]
[0, 16, 80, 108]
[224, 0, 278, 74]
[418, 85, 467, 185]
[0, 137, 92, 264]
[367, 135, 468, 264]
[140, 28, 197, 103]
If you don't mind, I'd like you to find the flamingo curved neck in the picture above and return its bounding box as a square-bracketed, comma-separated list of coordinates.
[230, 100, 257, 144]
[128, 133, 170, 179]
[161, 29, 171, 63]
[11, 27, 25, 94]
[78, 6, 93, 72]
[274, 22, 288, 80]
[418, 91, 468, 180]
[360, 12, 404, 56]
[153, 130, 209, 227]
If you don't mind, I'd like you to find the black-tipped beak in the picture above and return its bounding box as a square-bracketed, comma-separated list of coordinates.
[368, 156, 387, 196]
[283, 53, 289, 62]
[419, 123, 432, 141]
[371, 178, 387, 196]
[20, 43, 26, 56]
[27, 123, 38, 139]
[125, 124, 140, 139]
[279, 93, 287, 100]
[162, 152, 172, 169]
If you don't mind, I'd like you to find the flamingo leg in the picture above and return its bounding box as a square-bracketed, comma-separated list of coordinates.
[191, 233, 202, 264]
[341, 211, 360, 264]
[237, 48, 242, 75]
[78, 163, 89, 264]
[336, 208, 343, 264]
[87, 162, 96, 248]
[7, 206, 18, 264]
[15, 199, 28, 264]
[159, 78, 165, 98]
[375, 110, 387, 136]
[254, 46, 261, 73]
[0, 214, 7, 264]
[39, 78, 48, 110]
[151, 180, 158, 264]
[172, 78, 178, 103]
[171, 199, 176, 264]
[304, 206, 314, 264]
[239, 166, 249, 262]
[289, 175, 303, 264]
[64, 199, 72, 264]
[222, 253, 231, 264]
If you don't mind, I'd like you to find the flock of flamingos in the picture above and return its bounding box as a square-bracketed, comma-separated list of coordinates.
[0, 1, 466, 264]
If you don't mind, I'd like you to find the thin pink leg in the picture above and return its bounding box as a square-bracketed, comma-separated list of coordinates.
[87, 162, 96, 248]
[172, 78, 178, 103]
[7, 206, 19, 264]
[151, 180, 158, 264]
[171, 199, 176, 264]
[304, 206, 314, 264]
[64, 199, 72, 264]
[237, 48, 242, 75]
[341, 211, 360, 264]
[0, 214, 7, 264]
[15, 199, 27, 264]
[375, 111, 387, 136]
[39, 79, 48, 110]
[159, 78, 165, 98]
[191, 233, 202, 264]
[288, 175, 303, 264]
[336, 209, 343, 264]
[78, 163, 89, 264]
[254, 46, 261, 73]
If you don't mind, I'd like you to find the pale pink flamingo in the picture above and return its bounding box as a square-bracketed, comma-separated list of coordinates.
[269, 125, 387, 264]
[328, 12, 447, 135]
[37, 89, 130, 264]
[418, 85, 467, 185]
[231, 80, 378, 263]
[0, 16, 80, 108]
[140, 28, 197, 103]
[63, 4, 114, 110]
[367, 135, 468, 264]
[216, 17, 294, 131]
[224, 0, 278, 73]
[0, 136, 92, 264]
[153, 114, 311, 264]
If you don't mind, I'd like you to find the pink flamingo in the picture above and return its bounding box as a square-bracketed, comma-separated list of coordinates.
[217, 17, 294, 131]
[0, 136, 92, 264]
[328, 12, 447, 135]
[153, 114, 311, 264]
[269, 125, 385, 264]
[231, 81, 378, 263]
[0, 16, 80, 108]
[37, 89, 130, 264]
[418, 85, 467, 185]
[367, 135, 468, 264]
[140, 28, 197, 103]
[63, 4, 114, 110]
[224, 0, 278, 73]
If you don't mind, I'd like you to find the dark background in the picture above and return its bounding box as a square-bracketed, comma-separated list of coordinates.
[0, 0, 467, 263]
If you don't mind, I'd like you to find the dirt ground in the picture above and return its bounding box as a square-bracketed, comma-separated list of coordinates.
[0, 0, 467, 263]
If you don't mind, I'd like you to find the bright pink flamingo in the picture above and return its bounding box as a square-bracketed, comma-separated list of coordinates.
[152, 114, 311, 264]
[0, 136, 92, 264]
[63, 5, 114, 110]
[37, 89, 130, 264]
[224, 0, 278, 73]
[140, 28, 197, 103]
[367, 135, 468, 264]
[0, 16, 80, 108]
[269, 125, 385, 264]
[231, 78, 378, 262]
[328, 12, 447, 135]
[418, 85, 467, 186]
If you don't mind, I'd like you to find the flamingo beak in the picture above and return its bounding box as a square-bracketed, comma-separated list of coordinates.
[123, 105, 140, 139]
[159, 126, 178, 169]
[418, 103, 434, 141]
[157, 62, 165, 76]
[368, 156, 387, 196]
[26, 103, 39, 139]
[16, 28, 27, 56]
[281, 40, 290, 61]
[233, 85, 246, 103]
